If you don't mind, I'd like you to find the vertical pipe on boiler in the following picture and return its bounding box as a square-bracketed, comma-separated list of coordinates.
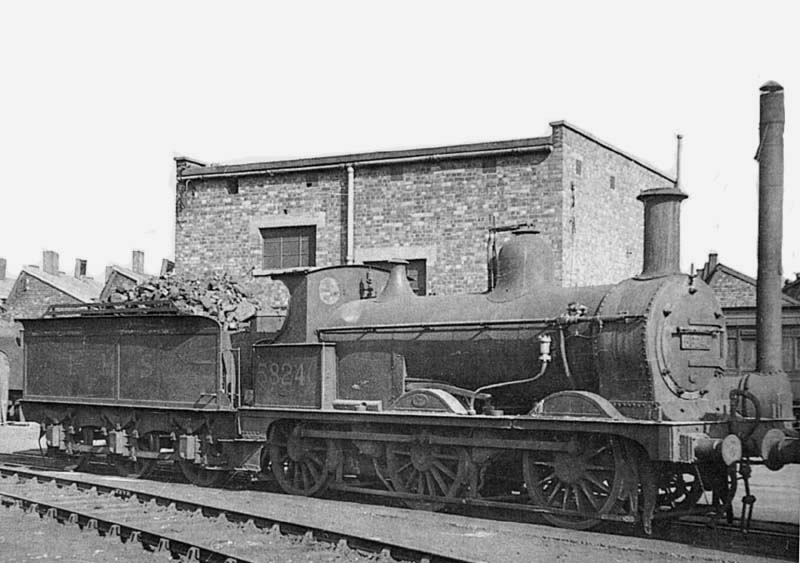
[756, 81, 785, 374]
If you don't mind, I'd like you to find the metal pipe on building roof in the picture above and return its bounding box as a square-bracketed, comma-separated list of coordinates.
[346, 164, 355, 265]
[176, 145, 552, 180]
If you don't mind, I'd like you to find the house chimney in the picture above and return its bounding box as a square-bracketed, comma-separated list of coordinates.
[132, 250, 145, 274]
[756, 80, 785, 374]
[74, 259, 87, 278]
[160, 259, 175, 277]
[0, 258, 6, 280]
[42, 250, 59, 275]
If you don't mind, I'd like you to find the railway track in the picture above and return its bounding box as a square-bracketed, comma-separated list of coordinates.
[1, 459, 796, 562]
[0, 464, 459, 563]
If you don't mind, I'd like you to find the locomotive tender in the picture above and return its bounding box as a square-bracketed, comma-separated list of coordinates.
[19, 83, 800, 533]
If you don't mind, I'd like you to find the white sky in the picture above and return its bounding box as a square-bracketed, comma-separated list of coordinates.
[1, 2, 798, 283]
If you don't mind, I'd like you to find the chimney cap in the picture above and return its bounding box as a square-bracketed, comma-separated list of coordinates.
[760, 81, 783, 93]
[511, 226, 540, 236]
[636, 186, 688, 202]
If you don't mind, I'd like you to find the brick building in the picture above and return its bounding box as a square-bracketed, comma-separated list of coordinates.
[784, 275, 800, 301]
[698, 252, 800, 407]
[0, 258, 14, 309]
[175, 121, 673, 312]
[698, 253, 800, 308]
[100, 250, 151, 301]
[5, 251, 102, 318]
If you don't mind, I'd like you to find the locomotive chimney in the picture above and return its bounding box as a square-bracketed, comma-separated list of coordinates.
[756, 81, 785, 374]
[376, 259, 416, 302]
[636, 186, 687, 279]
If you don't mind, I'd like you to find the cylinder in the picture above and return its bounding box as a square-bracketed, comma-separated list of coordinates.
[636, 187, 687, 278]
[756, 81, 785, 374]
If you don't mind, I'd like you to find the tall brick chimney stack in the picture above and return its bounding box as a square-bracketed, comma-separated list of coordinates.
[132, 250, 145, 274]
[42, 250, 59, 275]
[0, 258, 6, 280]
[74, 259, 87, 278]
[160, 259, 175, 276]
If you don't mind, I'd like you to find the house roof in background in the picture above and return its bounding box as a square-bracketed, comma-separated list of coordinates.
[0, 277, 15, 301]
[18, 266, 102, 303]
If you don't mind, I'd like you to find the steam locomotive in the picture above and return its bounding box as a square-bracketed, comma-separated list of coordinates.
[17, 82, 799, 534]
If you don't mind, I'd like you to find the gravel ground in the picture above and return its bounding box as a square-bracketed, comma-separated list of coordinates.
[0, 504, 152, 562]
[0, 478, 395, 563]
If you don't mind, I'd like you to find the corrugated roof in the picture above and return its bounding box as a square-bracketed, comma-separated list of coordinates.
[19, 266, 102, 303]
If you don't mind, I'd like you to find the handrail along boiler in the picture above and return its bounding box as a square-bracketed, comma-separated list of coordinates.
[19, 83, 800, 533]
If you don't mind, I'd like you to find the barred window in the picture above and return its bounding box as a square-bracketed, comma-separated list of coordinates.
[260, 226, 316, 269]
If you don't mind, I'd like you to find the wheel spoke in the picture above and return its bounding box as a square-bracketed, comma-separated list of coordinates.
[425, 473, 437, 497]
[537, 473, 555, 487]
[579, 481, 600, 510]
[402, 468, 419, 491]
[432, 459, 456, 480]
[430, 466, 450, 496]
[531, 459, 557, 467]
[397, 461, 413, 473]
[572, 485, 582, 512]
[583, 472, 610, 494]
[547, 482, 562, 504]
[523, 434, 626, 530]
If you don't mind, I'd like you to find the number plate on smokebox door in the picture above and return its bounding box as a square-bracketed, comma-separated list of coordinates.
[680, 333, 712, 351]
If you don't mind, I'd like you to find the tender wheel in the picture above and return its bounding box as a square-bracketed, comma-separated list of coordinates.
[523, 434, 624, 530]
[657, 465, 703, 512]
[385, 438, 471, 511]
[112, 432, 160, 479]
[269, 422, 330, 496]
[178, 460, 230, 487]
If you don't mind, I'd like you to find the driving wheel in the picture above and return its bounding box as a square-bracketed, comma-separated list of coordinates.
[523, 434, 624, 530]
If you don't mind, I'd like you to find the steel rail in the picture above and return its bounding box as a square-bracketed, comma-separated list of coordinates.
[0, 490, 253, 563]
[2, 461, 797, 561]
[0, 464, 473, 563]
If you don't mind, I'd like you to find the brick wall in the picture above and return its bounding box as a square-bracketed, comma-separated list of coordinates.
[353, 151, 557, 294]
[5, 273, 82, 318]
[175, 170, 346, 311]
[100, 271, 139, 301]
[175, 152, 562, 306]
[557, 125, 669, 286]
[175, 123, 670, 310]
[708, 269, 758, 307]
